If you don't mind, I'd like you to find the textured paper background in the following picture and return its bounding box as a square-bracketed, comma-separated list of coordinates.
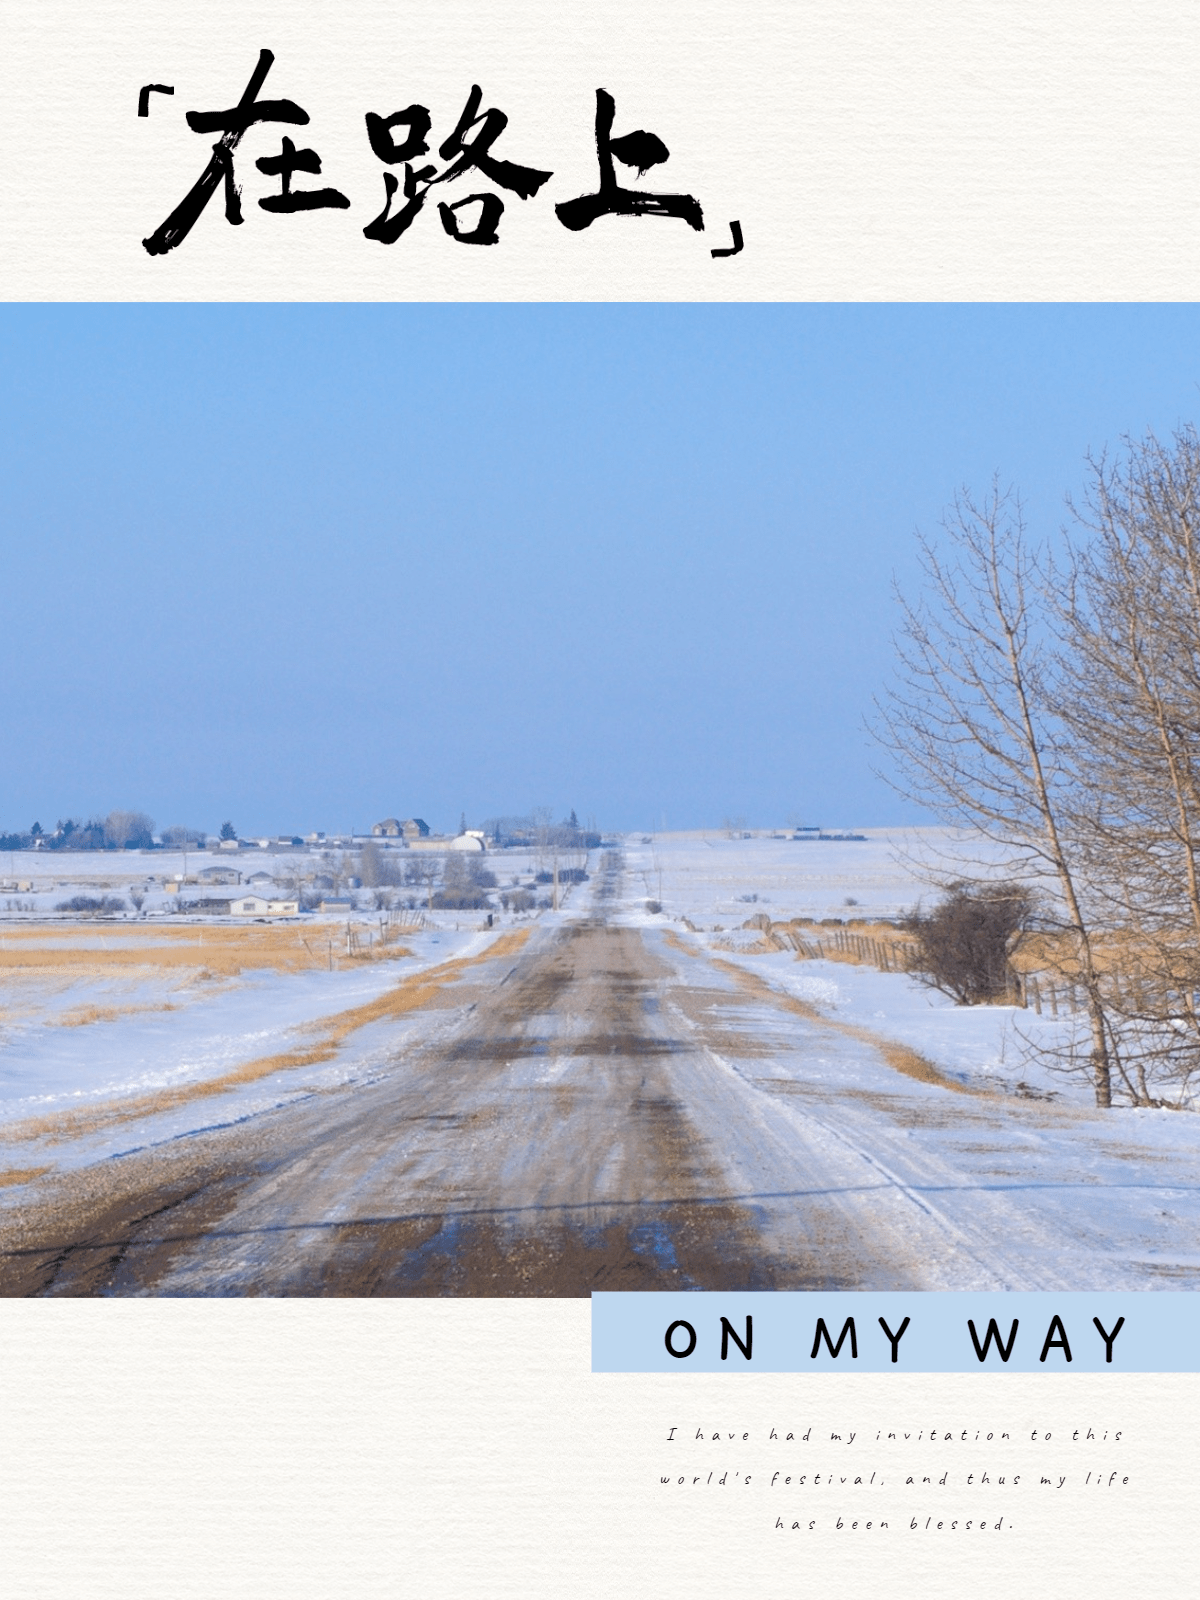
[2, 3, 1198, 1592]
[0, 1303, 1190, 1597]
[2, 0, 1200, 299]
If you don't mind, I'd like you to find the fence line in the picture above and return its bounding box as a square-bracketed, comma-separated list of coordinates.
[775, 924, 922, 970]
[776, 923, 1099, 1013]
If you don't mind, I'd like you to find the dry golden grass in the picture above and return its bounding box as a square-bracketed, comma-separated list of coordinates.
[1009, 929, 1183, 982]
[0, 1166, 52, 1187]
[711, 957, 971, 1094]
[662, 929, 700, 958]
[0, 923, 324, 941]
[0, 921, 416, 981]
[56, 1002, 179, 1028]
[5, 927, 531, 1147]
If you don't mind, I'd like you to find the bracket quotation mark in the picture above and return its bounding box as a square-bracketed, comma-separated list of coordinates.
[138, 84, 175, 117]
[711, 219, 743, 258]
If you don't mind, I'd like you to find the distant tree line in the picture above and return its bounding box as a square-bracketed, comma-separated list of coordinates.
[55, 894, 128, 914]
[483, 809, 602, 850]
[0, 811, 205, 852]
[357, 838, 590, 915]
[358, 842, 501, 908]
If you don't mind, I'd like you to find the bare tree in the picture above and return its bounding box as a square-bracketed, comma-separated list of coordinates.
[161, 824, 205, 847]
[359, 841, 403, 888]
[433, 853, 494, 910]
[1057, 429, 1200, 1099]
[403, 853, 441, 909]
[104, 810, 155, 850]
[531, 807, 554, 876]
[873, 484, 1119, 1106]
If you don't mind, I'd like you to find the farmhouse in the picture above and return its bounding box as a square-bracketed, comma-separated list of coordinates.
[370, 817, 430, 840]
[198, 865, 242, 885]
[231, 895, 300, 917]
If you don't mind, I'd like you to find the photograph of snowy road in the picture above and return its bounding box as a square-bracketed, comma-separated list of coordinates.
[7, 304, 1200, 1296]
[4, 837, 1199, 1296]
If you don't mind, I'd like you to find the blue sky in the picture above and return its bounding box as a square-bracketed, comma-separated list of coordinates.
[4, 303, 1200, 837]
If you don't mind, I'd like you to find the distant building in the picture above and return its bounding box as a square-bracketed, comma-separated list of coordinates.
[231, 895, 300, 916]
[449, 833, 486, 853]
[401, 818, 430, 841]
[198, 865, 242, 885]
[408, 833, 485, 854]
[245, 871, 276, 887]
[791, 827, 867, 842]
[372, 818, 402, 837]
[318, 897, 354, 913]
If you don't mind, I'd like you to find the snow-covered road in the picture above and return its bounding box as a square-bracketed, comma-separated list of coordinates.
[2, 847, 1199, 1294]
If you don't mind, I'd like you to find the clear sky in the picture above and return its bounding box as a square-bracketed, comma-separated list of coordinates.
[5, 302, 1200, 838]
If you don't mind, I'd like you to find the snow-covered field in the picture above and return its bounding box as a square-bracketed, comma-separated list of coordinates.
[0, 839, 590, 1184]
[0, 923, 497, 1177]
[621, 827, 1015, 922]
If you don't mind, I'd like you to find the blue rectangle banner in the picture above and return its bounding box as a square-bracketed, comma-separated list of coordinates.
[591, 1292, 1200, 1372]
